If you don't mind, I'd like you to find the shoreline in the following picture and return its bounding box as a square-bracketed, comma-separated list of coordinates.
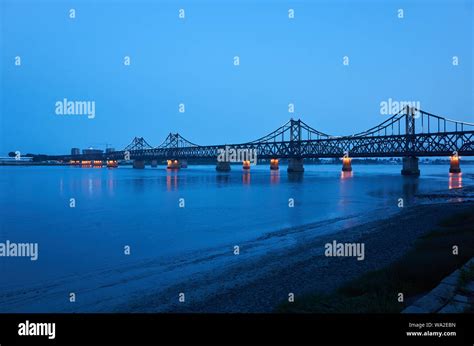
[0, 201, 471, 313]
[121, 200, 474, 313]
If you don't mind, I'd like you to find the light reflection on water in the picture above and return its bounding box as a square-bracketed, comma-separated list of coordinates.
[270, 170, 280, 184]
[449, 173, 462, 190]
[340, 171, 353, 180]
[166, 171, 179, 191]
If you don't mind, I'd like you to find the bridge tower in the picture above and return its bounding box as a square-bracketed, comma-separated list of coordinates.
[401, 106, 420, 176]
[287, 119, 304, 173]
[161, 133, 191, 169]
[125, 137, 153, 169]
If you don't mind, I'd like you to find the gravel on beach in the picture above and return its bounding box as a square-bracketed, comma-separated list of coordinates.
[125, 201, 474, 312]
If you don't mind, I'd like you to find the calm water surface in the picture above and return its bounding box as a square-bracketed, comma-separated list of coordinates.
[0, 164, 470, 292]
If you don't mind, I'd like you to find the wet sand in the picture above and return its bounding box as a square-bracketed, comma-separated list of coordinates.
[121, 199, 474, 312]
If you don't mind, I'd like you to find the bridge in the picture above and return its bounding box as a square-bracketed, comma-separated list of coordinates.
[63, 106, 474, 175]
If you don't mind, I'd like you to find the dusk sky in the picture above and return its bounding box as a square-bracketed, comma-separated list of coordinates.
[1, 0, 473, 155]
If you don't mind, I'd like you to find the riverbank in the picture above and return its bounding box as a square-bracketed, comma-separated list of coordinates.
[278, 203, 474, 313]
[120, 199, 474, 312]
[402, 257, 474, 313]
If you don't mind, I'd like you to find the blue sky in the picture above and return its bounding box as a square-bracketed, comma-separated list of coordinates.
[1, 0, 473, 154]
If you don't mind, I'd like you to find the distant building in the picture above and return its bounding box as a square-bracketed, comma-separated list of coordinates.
[71, 148, 81, 156]
[82, 148, 103, 155]
[105, 148, 115, 153]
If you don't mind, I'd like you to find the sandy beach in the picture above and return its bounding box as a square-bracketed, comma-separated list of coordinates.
[119, 186, 474, 312]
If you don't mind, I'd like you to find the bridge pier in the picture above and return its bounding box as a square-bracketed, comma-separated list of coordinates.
[401, 156, 420, 176]
[167, 160, 180, 170]
[270, 159, 279, 170]
[449, 155, 461, 173]
[216, 161, 231, 172]
[287, 158, 304, 173]
[151, 159, 158, 168]
[242, 160, 251, 170]
[133, 160, 145, 169]
[342, 157, 352, 172]
[106, 160, 118, 168]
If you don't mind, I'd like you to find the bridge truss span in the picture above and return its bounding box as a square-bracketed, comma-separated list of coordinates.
[62, 106, 474, 163]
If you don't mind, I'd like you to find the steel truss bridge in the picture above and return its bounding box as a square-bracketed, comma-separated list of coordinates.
[63, 107, 474, 162]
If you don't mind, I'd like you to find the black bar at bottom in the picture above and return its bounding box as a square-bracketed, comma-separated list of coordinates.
[0, 313, 472, 345]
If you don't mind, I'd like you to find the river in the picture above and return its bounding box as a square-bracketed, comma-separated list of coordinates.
[0, 163, 470, 311]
